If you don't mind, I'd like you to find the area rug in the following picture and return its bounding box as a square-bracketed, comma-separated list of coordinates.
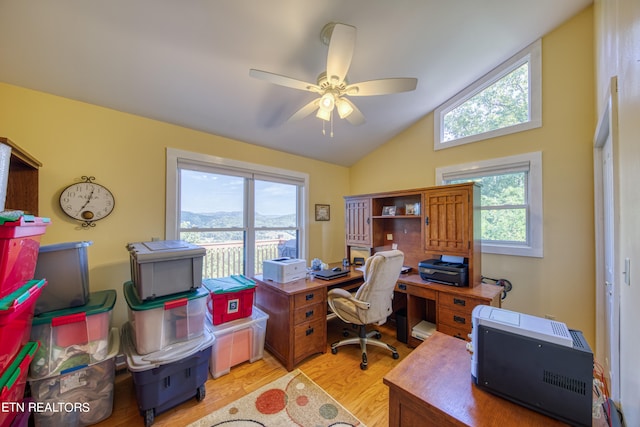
[187, 369, 366, 427]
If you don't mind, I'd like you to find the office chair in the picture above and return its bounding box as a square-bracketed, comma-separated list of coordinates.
[327, 250, 404, 370]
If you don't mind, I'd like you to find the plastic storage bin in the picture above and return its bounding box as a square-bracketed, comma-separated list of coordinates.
[121, 322, 214, 427]
[0, 342, 39, 427]
[29, 289, 115, 380]
[0, 279, 46, 373]
[0, 215, 51, 299]
[203, 275, 256, 325]
[123, 281, 207, 355]
[127, 240, 205, 300]
[207, 305, 268, 379]
[33, 241, 92, 315]
[28, 328, 119, 427]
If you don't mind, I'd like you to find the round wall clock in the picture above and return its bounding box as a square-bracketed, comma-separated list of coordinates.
[59, 176, 115, 227]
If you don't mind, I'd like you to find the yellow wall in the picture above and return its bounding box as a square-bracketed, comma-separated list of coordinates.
[0, 83, 350, 327]
[350, 7, 596, 342]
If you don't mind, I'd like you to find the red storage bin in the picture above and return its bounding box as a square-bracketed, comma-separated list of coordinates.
[203, 276, 256, 325]
[0, 215, 51, 300]
[0, 279, 46, 373]
[0, 342, 39, 427]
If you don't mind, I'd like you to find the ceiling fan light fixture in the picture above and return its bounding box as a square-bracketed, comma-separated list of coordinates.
[319, 92, 335, 112]
[336, 97, 354, 119]
[316, 107, 332, 121]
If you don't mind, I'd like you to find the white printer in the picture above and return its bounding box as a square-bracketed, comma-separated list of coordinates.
[262, 257, 307, 283]
[470, 305, 593, 426]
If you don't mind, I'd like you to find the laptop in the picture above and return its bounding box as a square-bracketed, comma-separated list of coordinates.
[313, 269, 349, 281]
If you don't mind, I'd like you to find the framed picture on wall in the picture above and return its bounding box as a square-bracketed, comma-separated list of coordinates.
[315, 204, 330, 221]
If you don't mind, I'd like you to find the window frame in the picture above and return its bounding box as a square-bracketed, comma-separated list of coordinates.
[434, 39, 542, 150]
[436, 151, 543, 258]
[166, 148, 309, 276]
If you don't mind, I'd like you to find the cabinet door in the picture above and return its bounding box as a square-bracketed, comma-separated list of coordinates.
[345, 197, 371, 246]
[424, 187, 470, 255]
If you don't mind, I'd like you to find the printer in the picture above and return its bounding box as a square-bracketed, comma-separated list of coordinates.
[418, 255, 468, 287]
[262, 257, 307, 283]
[470, 305, 593, 426]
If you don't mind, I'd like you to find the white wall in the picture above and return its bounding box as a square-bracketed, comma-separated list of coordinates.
[595, 0, 640, 424]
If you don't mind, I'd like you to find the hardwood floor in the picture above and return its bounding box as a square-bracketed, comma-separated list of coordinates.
[94, 317, 413, 427]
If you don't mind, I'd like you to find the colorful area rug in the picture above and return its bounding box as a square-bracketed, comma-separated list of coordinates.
[188, 369, 366, 426]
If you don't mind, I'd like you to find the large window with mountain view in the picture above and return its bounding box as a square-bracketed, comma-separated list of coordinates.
[436, 152, 543, 258]
[165, 148, 308, 279]
[434, 39, 541, 150]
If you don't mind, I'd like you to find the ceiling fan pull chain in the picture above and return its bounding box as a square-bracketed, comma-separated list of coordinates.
[330, 109, 334, 137]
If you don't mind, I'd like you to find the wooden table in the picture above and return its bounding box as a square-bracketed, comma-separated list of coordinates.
[254, 267, 364, 371]
[384, 332, 607, 427]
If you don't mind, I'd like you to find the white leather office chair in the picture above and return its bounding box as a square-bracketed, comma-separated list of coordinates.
[327, 250, 404, 370]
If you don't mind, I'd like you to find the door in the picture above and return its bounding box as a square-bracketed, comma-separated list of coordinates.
[601, 129, 619, 400]
[594, 76, 620, 401]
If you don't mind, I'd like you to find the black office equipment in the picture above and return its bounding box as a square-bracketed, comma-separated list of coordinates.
[313, 269, 349, 280]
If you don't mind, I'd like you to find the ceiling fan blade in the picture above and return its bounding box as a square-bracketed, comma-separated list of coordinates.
[326, 23, 356, 85]
[342, 98, 365, 125]
[345, 78, 418, 96]
[249, 69, 321, 93]
[287, 98, 320, 122]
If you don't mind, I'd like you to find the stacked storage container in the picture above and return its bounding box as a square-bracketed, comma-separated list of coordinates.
[122, 240, 211, 427]
[26, 240, 119, 427]
[0, 214, 50, 427]
[201, 276, 269, 379]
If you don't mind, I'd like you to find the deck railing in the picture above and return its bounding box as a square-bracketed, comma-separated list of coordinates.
[196, 239, 282, 278]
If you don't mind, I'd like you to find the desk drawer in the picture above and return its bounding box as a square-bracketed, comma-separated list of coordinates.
[293, 318, 325, 361]
[294, 289, 324, 308]
[438, 306, 472, 333]
[438, 293, 483, 315]
[293, 302, 324, 325]
[396, 282, 437, 300]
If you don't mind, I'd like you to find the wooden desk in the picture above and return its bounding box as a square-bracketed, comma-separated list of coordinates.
[395, 273, 502, 346]
[254, 267, 364, 371]
[384, 332, 607, 427]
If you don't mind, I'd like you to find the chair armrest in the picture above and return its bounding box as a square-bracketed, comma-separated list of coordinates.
[328, 288, 370, 310]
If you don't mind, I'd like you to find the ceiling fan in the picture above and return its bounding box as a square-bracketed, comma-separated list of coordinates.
[249, 22, 418, 136]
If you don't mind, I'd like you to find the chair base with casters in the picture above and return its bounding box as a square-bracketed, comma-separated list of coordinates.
[330, 323, 399, 370]
[327, 249, 405, 370]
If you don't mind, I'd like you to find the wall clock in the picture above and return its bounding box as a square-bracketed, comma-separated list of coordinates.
[59, 176, 115, 227]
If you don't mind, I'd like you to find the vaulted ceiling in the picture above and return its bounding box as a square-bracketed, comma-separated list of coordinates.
[0, 0, 592, 166]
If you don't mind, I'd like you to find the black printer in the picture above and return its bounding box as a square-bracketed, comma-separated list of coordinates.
[418, 256, 468, 287]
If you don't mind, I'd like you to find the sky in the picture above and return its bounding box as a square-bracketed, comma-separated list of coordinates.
[180, 169, 296, 215]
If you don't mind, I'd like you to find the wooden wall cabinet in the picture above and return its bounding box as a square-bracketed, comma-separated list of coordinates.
[344, 183, 496, 344]
[345, 197, 371, 247]
[1, 137, 41, 215]
[344, 182, 481, 287]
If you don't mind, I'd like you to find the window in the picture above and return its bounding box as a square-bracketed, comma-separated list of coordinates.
[436, 152, 543, 257]
[166, 148, 308, 278]
[434, 39, 542, 150]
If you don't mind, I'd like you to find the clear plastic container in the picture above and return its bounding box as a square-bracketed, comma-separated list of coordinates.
[28, 328, 119, 427]
[123, 281, 208, 354]
[207, 305, 268, 379]
[29, 290, 115, 380]
[34, 241, 92, 315]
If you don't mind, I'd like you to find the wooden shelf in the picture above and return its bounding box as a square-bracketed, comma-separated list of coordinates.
[1, 137, 41, 215]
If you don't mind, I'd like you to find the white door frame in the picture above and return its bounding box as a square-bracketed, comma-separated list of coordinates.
[593, 76, 620, 402]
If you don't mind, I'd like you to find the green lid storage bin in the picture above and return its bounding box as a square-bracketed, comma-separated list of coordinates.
[29, 289, 116, 380]
[123, 281, 208, 355]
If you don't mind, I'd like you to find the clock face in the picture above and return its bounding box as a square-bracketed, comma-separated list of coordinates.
[59, 182, 115, 222]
